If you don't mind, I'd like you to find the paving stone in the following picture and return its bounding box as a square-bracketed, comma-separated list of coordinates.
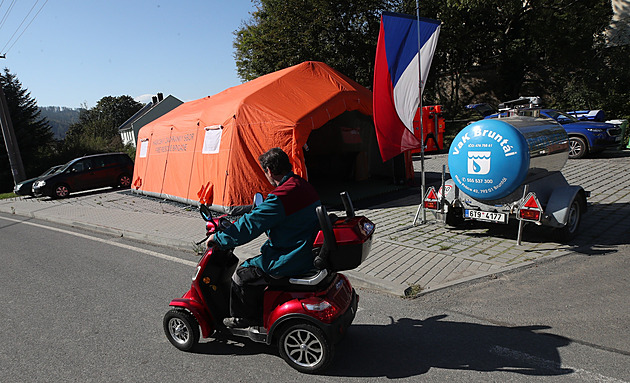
[2, 151, 630, 296]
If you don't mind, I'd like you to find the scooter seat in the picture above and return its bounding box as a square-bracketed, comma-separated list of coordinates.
[266, 269, 336, 291]
[289, 269, 328, 286]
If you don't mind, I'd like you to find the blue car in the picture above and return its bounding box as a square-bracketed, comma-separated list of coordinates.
[466, 102, 622, 159]
[538, 109, 622, 159]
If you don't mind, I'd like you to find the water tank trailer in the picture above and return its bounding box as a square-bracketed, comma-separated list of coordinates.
[424, 116, 588, 242]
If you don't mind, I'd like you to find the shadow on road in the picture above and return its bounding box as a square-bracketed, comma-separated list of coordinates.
[191, 335, 270, 357]
[454, 200, 630, 254]
[327, 314, 573, 379]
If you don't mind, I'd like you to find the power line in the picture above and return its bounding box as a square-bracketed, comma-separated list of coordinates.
[1, 0, 39, 53]
[2, 0, 48, 55]
[0, 1, 7, 24]
[0, 0, 17, 32]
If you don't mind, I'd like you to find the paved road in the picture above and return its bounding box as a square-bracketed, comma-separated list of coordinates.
[2, 213, 628, 382]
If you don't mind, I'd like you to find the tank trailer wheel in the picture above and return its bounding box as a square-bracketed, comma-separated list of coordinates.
[555, 199, 582, 242]
[445, 207, 465, 227]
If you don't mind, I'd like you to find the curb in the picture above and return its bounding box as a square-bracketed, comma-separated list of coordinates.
[0, 200, 575, 298]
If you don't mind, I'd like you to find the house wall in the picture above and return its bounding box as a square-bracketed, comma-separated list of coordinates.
[121, 129, 135, 146]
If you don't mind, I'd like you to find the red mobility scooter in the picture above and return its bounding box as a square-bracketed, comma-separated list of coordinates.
[163, 192, 375, 373]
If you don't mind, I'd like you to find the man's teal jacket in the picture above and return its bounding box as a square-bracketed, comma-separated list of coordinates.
[214, 173, 321, 277]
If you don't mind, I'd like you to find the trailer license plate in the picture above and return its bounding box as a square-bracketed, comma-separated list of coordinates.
[465, 210, 508, 223]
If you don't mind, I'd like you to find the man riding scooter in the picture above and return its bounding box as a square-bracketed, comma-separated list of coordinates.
[207, 147, 321, 328]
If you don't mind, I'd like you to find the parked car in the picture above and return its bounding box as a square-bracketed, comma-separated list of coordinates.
[466, 101, 622, 159]
[32, 153, 134, 198]
[13, 165, 63, 196]
[537, 109, 622, 159]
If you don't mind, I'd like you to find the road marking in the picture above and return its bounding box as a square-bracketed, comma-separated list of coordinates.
[490, 345, 628, 383]
[0, 215, 197, 267]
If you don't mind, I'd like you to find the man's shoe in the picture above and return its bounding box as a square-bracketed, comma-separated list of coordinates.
[223, 317, 256, 328]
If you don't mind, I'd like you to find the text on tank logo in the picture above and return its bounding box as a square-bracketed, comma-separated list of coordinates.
[451, 127, 518, 157]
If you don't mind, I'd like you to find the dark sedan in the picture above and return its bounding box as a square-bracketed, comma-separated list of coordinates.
[32, 153, 134, 198]
[13, 165, 63, 196]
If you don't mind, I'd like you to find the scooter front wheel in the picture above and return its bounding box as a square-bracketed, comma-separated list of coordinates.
[163, 309, 200, 351]
[278, 323, 333, 374]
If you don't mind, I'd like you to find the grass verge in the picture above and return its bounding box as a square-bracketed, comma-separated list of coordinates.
[0, 192, 17, 200]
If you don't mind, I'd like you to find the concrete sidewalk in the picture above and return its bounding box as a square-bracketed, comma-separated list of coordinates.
[2, 151, 629, 296]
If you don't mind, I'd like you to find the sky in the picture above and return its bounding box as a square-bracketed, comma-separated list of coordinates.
[0, 0, 256, 108]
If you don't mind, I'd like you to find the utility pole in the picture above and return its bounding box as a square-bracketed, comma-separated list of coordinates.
[0, 54, 26, 186]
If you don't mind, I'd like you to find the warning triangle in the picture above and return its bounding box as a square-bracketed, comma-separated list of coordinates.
[523, 195, 539, 209]
[426, 188, 438, 201]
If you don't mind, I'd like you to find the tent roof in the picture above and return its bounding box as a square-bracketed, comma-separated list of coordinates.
[149, 61, 372, 133]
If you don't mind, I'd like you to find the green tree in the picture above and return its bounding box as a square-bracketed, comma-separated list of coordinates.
[399, 1, 506, 111]
[63, 95, 142, 158]
[0, 68, 54, 192]
[506, 0, 612, 105]
[595, 44, 630, 119]
[402, 0, 614, 116]
[234, 0, 396, 87]
[233, 0, 626, 120]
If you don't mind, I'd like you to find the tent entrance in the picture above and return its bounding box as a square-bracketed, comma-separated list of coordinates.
[304, 111, 406, 205]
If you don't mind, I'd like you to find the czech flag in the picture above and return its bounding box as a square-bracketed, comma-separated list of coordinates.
[373, 12, 440, 162]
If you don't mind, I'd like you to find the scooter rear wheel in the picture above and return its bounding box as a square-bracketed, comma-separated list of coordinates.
[163, 309, 200, 351]
[278, 323, 333, 374]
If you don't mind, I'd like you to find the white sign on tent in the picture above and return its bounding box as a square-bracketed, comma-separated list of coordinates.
[202, 125, 223, 154]
[139, 139, 149, 158]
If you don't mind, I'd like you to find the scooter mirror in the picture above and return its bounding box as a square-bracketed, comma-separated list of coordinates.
[252, 193, 263, 208]
[199, 204, 213, 221]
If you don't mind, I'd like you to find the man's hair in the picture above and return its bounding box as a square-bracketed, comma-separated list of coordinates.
[259, 147, 292, 176]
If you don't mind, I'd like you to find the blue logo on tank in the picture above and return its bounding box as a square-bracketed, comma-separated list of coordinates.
[448, 119, 530, 200]
[468, 151, 491, 174]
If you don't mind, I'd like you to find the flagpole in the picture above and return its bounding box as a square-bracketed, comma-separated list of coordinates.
[413, 0, 426, 225]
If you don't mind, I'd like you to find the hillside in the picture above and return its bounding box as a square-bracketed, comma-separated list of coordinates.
[39, 106, 82, 139]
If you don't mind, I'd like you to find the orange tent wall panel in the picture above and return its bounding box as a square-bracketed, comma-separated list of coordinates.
[159, 126, 199, 201]
[132, 61, 374, 214]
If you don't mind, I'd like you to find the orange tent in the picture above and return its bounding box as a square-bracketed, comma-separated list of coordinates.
[131, 61, 374, 214]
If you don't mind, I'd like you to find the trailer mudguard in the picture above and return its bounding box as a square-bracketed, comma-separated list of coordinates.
[544, 186, 586, 228]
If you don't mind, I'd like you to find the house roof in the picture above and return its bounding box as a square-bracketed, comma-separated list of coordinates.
[118, 102, 155, 132]
[118, 95, 183, 132]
